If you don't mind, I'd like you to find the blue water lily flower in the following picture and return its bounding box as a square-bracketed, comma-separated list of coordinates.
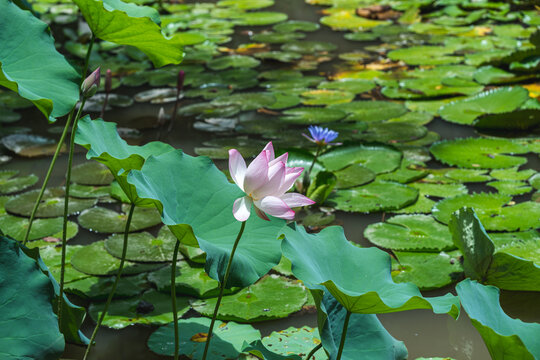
[302, 125, 341, 146]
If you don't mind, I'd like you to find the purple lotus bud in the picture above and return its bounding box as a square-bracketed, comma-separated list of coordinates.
[105, 69, 112, 93]
[177, 70, 185, 92]
[81, 67, 101, 98]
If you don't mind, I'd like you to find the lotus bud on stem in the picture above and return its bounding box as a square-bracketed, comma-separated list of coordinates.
[81, 67, 100, 99]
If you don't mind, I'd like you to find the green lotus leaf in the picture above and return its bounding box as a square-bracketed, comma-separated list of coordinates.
[319, 144, 402, 173]
[456, 279, 540, 359]
[65, 273, 148, 300]
[5, 187, 96, 218]
[74, 117, 174, 205]
[78, 205, 162, 233]
[1, 134, 64, 158]
[192, 275, 307, 322]
[89, 289, 190, 329]
[490, 230, 540, 248]
[473, 66, 532, 85]
[388, 46, 462, 66]
[392, 251, 463, 291]
[69, 184, 111, 199]
[218, 0, 273, 10]
[266, 92, 301, 110]
[259, 69, 303, 80]
[127, 149, 286, 288]
[71, 161, 114, 186]
[316, 291, 408, 360]
[211, 92, 276, 111]
[430, 138, 529, 169]
[104, 226, 179, 262]
[148, 317, 261, 358]
[0, 237, 65, 359]
[185, 85, 232, 100]
[280, 107, 346, 124]
[487, 180, 533, 196]
[377, 163, 427, 184]
[365, 214, 455, 252]
[530, 173, 540, 189]
[387, 111, 434, 126]
[329, 101, 408, 123]
[281, 41, 337, 54]
[70, 240, 162, 276]
[301, 89, 355, 106]
[0, 170, 37, 194]
[0, 0, 80, 122]
[252, 326, 323, 360]
[73, 0, 184, 67]
[232, 11, 287, 25]
[395, 182, 468, 214]
[273, 20, 319, 32]
[473, 109, 540, 131]
[0, 215, 78, 243]
[360, 123, 427, 144]
[261, 76, 325, 90]
[281, 225, 460, 317]
[207, 55, 260, 70]
[39, 245, 87, 284]
[405, 97, 466, 116]
[317, 79, 375, 94]
[320, 11, 390, 30]
[445, 169, 491, 183]
[490, 167, 535, 181]
[243, 339, 303, 359]
[329, 181, 418, 213]
[251, 31, 305, 43]
[334, 164, 376, 189]
[439, 87, 529, 124]
[435, 193, 540, 231]
[255, 51, 303, 62]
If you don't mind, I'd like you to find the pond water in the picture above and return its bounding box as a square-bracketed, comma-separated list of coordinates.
[2, 0, 540, 359]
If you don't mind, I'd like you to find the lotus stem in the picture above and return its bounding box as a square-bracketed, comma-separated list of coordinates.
[82, 35, 95, 81]
[171, 239, 181, 360]
[303, 145, 322, 193]
[336, 310, 351, 360]
[58, 97, 86, 322]
[83, 203, 136, 360]
[306, 343, 323, 359]
[202, 220, 246, 360]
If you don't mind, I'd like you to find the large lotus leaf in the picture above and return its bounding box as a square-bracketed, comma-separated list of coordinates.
[88, 289, 190, 329]
[439, 87, 529, 124]
[319, 145, 402, 173]
[0, 215, 78, 242]
[65, 272, 148, 300]
[430, 138, 529, 169]
[127, 149, 286, 288]
[487, 180, 532, 196]
[328, 101, 407, 123]
[148, 317, 261, 358]
[282, 225, 460, 317]
[0, 170, 37, 194]
[78, 206, 162, 233]
[71, 161, 114, 186]
[0, 0, 80, 121]
[392, 251, 463, 291]
[0, 237, 64, 359]
[329, 181, 418, 213]
[75, 117, 175, 205]
[280, 107, 346, 124]
[192, 275, 307, 322]
[70, 241, 162, 276]
[364, 215, 455, 252]
[316, 291, 408, 360]
[5, 187, 96, 218]
[104, 226, 178, 262]
[474, 109, 540, 131]
[73, 0, 183, 67]
[456, 279, 540, 360]
[434, 193, 540, 231]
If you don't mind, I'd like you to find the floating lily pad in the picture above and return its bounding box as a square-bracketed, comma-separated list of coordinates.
[134, 88, 177, 104]
[430, 138, 529, 169]
[89, 289, 190, 329]
[185, 85, 232, 100]
[266, 92, 301, 110]
[69, 184, 111, 199]
[211, 92, 276, 111]
[0, 170, 37, 194]
[365, 215, 455, 252]
[251, 31, 305, 43]
[317, 79, 375, 94]
[434, 193, 540, 231]
[207, 55, 261, 70]
[261, 327, 325, 360]
[474, 109, 540, 131]
[360, 123, 427, 143]
[261, 76, 324, 90]
[0, 215, 78, 243]
[392, 251, 463, 291]
[71, 241, 163, 276]
[388, 46, 462, 66]
[148, 317, 260, 358]
[71, 161, 114, 186]
[218, 0, 274, 10]
[39, 245, 88, 284]
[0, 107, 21, 123]
[5, 187, 96, 218]
[1, 134, 64, 157]
[395, 183, 468, 214]
[273, 20, 319, 32]
[233, 11, 287, 26]
[300, 89, 354, 106]
[255, 50, 303, 62]
[334, 164, 376, 189]
[487, 180, 533, 196]
[445, 169, 491, 183]
[65, 273, 149, 300]
[329, 181, 418, 213]
[377, 163, 427, 184]
[281, 41, 337, 54]
[321, 11, 390, 31]
[329, 101, 407, 122]
[192, 275, 307, 322]
[104, 226, 178, 262]
[78, 206, 162, 233]
[319, 144, 402, 173]
[490, 167, 535, 181]
[280, 107, 346, 124]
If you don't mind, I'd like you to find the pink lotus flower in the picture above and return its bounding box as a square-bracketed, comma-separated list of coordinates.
[229, 142, 315, 222]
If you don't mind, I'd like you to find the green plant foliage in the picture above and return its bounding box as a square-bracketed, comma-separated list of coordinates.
[71, 161, 114, 186]
[148, 317, 261, 358]
[0, 237, 64, 359]
[280, 107, 346, 124]
[39, 246, 88, 284]
[0, 215, 78, 242]
[70, 184, 111, 199]
[319, 145, 402, 173]
[207, 55, 260, 70]
[474, 109, 540, 131]
[75, 117, 175, 205]
[318, 79, 375, 94]
[282, 225, 460, 317]
[388, 46, 462, 66]
[104, 226, 178, 262]
[274, 20, 319, 32]
[329, 181, 418, 213]
[65, 273, 148, 300]
[88, 289, 190, 329]
[259, 326, 323, 359]
[456, 279, 540, 359]
[328, 101, 408, 122]
[192, 275, 307, 322]
[316, 291, 408, 360]
[364, 215, 455, 252]
[439, 87, 529, 124]
[334, 164, 376, 189]
[281, 41, 336, 54]
[491, 167, 535, 181]
[430, 138, 529, 169]
[306, 171, 336, 204]
[487, 180, 533, 196]
[243, 340, 303, 359]
[128, 149, 286, 288]
[445, 169, 491, 183]
[78, 206, 162, 233]
[301, 89, 355, 106]
[395, 182, 468, 214]
[233, 11, 287, 25]
[73, 0, 184, 67]
[0, 170, 37, 194]
[0, 0, 80, 121]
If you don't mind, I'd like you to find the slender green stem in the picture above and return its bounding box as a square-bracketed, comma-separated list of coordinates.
[202, 221, 246, 360]
[303, 145, 323, 194]
[305, 343, 323, 359]
[171, 239, 181, 360]
[81, 35, 96, 82]
[58, 98, 86, 322]
[83, 204, 136, 360]
[336, 310, 352, 360]
[22, 108, 75, 245]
